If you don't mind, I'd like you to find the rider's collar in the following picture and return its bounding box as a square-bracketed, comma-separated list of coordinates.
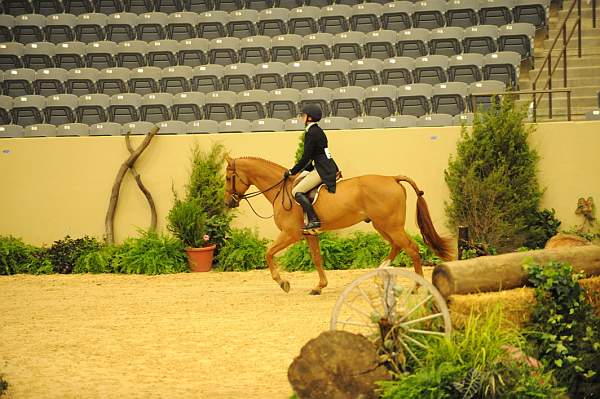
[305, 122, 317, 131]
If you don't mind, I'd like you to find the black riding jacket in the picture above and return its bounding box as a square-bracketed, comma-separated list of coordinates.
[289, 123, 339, 193]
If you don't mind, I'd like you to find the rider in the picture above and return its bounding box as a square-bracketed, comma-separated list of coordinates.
[283, 104, 339, 232]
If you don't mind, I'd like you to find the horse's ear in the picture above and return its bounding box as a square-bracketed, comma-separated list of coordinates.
[225, 154, 232, 164]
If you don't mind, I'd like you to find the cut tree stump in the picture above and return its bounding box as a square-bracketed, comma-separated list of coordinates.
[288, 330, 390, 399]
[432, 245, 600, 298]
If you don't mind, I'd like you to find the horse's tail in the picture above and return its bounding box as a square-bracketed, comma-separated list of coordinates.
[395, 175, 455, 261]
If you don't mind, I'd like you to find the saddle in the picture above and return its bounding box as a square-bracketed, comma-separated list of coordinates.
[293, 171, 344, 205]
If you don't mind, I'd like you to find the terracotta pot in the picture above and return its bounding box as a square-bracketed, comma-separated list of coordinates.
[186, 245, 216, 272]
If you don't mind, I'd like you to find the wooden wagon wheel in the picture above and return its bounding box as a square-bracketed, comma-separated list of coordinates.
[330, 267, 452, 372]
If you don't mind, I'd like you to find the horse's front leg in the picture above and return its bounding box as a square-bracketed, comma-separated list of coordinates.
[305, 235, 327, 295]
[266, 232, 301, 293]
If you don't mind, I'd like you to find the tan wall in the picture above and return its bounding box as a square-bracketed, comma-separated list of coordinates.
[0, 121, 598, 246]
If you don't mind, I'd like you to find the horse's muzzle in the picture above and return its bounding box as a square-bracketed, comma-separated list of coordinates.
[227, 197, 240, 208]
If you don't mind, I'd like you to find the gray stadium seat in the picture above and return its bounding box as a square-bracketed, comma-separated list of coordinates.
[87, 41, 118, 70]
[381, 1, 413, 31]
[90, 122, 122, 136]
[97, 67, 130, 95]
[453, 112, 474, 125]
[172, 91, 205, 122]
[3, 68, 35, 97]
[396, 28, 430, 58]
[223, 63, 257, 92]
[479, 0, 514, 26]
[3, 0, 33, 16]
[227, 10, 259, 39]
[129, 66, 161, 95]
[413, 55, 448, 85]
[258, 8, 289, 37]
[271, 34, 302, 63]
[319, 5, 352, 34]
[209, 37, 241, 66]
[429, 27, 464, 57]
[65, 0, 94, 15]
[286, 60, 318, 90]
[320, 116, 350, 130]
[351, 115, 384, 129]
[106, 12, 137, 43]
[147, 40, 178, 68]
[383, 114, 418, 127]
[276, 0, 302, 9]
[284, 116, 303, 130]
[250, 118, 284, 131]
[161, 65, 193, 93]
[396, 83, 432, 117]
[351, 3, 382, 33]
[214, 0, 243, 11]
[300, 86, 333, 116]
[36, 68, 66, 97]
[124, 0, 154, 13]
[412, 0, 447, 29]
[167, 12, 198, 41]
[187, 0, 214, 13]
[122, 121, 155, 135]
[331, 85, 364, 118]
[0, 15, 15, 42]
[482, 51, 521, 88]
[44, 93, 78, 124]
[463, 24, 499, 55]
[498, 23, 535, 65]
[446, 0, 479, 28]
[417, 113, 454, 126]
[204, 90, 237, 121]
[57, 122, 90, 136]
[448, 53, 484, 83]
[267, 87, 300, 120]
[192, 64, 225, 92]
[584, 109, 600, 121]
[108, 93, 142, 123]
[513, 0, 549, 30]
[349, 58, 382, 88]
[363, 84, 397, 118]
[381, 56, 414, 86]
[365, 30, 398, 60]
[254, 61, 287, 90]
[0, 95, 13, 124]
[302, 33, 334, 62]
[317, 59, 350, 89]
[75, 13, 107, 43]
[332, 31, 365, 61]
[54, 41, 87, 70]
[288, 6, 320, 36]
[23, 42, 56, 71]
[96, 0, 125, 14]
[245, 0, 274, 11]
[137, 12, 169, 42]
[432, 81, 469, 115]
[235, 89, 268, 120]
[11, 95, 46, 126]
[0, 125, 24, 138]
[197, 11, 229, 40]
[116, 40, 148, 69]
[24, 123, 57, 137]
[218, 118, 251, 133]
[155, 0, 185, 12]
[14, 14, 47, 44]
[177, 38, 210, 67]
[77, 93, 110, 124]
[187, 119, 218, 134]
[240, 35, 272, 64]
[468, 79, 505, 110]
[140, 92, 173, 122]
[0, 43, 25, 71]
[45, 13, 77, 44]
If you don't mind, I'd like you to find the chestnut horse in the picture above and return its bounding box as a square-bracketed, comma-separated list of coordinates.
[225, 156, 454, 295]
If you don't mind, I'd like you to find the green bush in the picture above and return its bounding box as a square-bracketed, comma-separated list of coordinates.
[525, 260, 600, 398]
[0, 235, 36, 275]
[73, 245, 119, 274]
[112, 231, 188, 275]
[278, 232, 440, 271]
[167, 196, 209, 248]
[523, 208, 562, 249]
[214, 228, 269, 271]
[445, 97, 544, 252]
[46, 236, 103, 274]
[378, 310, 564, 399]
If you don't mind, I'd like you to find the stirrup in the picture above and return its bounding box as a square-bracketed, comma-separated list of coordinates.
[302, 221, 321, 235]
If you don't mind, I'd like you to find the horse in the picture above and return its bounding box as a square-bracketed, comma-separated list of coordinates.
[224, 156, 454, 295]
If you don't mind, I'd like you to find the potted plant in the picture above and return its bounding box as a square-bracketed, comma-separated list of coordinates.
[167, 196, 216, 272]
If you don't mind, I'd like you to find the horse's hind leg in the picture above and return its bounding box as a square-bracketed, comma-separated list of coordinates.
[378, 226, 423, 277]
[266, 232, 301, 293]
[373, 225, 400, 268]
[306, 235, 327, 295]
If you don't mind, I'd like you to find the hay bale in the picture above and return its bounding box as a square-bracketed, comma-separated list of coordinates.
[449, 276, 600, 328]
[545, 233, 590, 249]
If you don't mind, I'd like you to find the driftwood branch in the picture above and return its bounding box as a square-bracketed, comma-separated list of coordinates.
[125, 133, 158, 232]
[105, 127, 159, 244]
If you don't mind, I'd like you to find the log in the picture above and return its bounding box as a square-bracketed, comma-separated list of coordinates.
[125, 133, 157, 232]
[432, 245, 600, 298]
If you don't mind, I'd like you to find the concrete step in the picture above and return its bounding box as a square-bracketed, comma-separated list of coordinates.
[520, 76, 600, 88]
[532, 53, 600, 67]
[557, 7, 600, 19]
[542, 36, 600, 48]
[534, 46, 600, 56]
[528, 65, 600, 78]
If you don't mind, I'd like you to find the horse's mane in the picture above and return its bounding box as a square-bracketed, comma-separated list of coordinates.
[238, 156, 286, 170]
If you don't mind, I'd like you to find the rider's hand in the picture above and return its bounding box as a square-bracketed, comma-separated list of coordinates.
[283, 170, 291, 179]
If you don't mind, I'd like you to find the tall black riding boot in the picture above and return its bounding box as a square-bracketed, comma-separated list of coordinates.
[294, 192, 321, 231]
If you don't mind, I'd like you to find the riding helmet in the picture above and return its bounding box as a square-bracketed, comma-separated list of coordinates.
[301, 104, 322, 122]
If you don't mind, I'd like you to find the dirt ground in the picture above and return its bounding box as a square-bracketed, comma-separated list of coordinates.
[0, 268, 432, 399]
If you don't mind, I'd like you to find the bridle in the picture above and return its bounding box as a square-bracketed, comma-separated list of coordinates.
[226, 159, 293, 219]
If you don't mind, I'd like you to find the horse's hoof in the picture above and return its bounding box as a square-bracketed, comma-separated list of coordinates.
[309, 288, 322, 295]
[280, 280, 290, 293]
